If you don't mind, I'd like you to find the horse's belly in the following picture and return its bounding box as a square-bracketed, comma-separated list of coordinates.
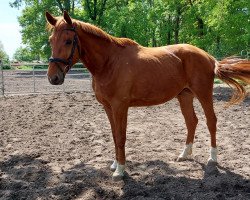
[129, 81, 185, 107]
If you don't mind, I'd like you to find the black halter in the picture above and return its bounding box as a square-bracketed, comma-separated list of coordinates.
[49, 27, 80, 74]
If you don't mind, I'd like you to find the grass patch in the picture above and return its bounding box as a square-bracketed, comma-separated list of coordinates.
[14, 65, 89, 73]
[16, 65, 33, 70]
[16, 65, 48, 70]
[214, 78, 223, 84]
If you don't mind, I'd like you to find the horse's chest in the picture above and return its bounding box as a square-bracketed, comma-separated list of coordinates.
[92, 80, 113, 105]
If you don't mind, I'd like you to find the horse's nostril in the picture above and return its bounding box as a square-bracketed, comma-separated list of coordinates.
[50, 75, 60, 85]
[53, 75, 59, 83]
[48, 73, 64, 85]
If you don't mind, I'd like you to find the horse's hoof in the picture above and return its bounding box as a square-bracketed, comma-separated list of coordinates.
[207, 157, 217, 165]
[177, 143, 193, 162]
[112, 173, 124, 181]
[177, 156, 187, 162]
[112, 163, 125, 181]
[208, 147, 218, 164]
[110, 160, 117, 172]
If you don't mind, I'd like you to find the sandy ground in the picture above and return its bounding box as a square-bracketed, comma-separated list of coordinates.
[0, 85, 249, 200]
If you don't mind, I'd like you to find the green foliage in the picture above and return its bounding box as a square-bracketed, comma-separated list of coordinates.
[13, 46, 37, 61]
[10, 0, 250, 60]
[16, 65, 48, 70]
[0, 41, 10, 68]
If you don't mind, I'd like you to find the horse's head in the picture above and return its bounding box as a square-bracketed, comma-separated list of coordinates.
[45, 11, 81, 85]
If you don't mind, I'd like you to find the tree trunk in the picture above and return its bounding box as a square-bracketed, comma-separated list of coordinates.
[216, 36, 221, 53]
[55, 0, 73, 13]
[152, 29, 157, 47]
[97, 0, 108, 25]
[85, 0, 108, 24]
[174, 6, 181, 44]
[197, 17, 204, 37]
[166, 15, 171, 45]
[64, 0, 71, 12]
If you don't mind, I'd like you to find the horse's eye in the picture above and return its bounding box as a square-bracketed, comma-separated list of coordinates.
[65, 39, 72, 45]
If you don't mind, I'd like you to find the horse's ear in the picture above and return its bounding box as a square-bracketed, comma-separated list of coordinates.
[63, 11, 72, 25]
[45, 11, 57, 26]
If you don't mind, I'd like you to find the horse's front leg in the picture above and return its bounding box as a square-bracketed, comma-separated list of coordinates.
[176, 90, 198, 161]
[103, 105, 118, 171]
[110, 102, 129, 181]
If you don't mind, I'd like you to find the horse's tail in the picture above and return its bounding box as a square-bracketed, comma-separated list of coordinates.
[214, 57, 250, 105]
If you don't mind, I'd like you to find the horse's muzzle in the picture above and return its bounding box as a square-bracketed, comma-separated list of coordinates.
[48, 73, 64, 85]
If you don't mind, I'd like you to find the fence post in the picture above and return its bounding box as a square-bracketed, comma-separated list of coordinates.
[33, 65, 36, 93]
[0, 60, 4, 96]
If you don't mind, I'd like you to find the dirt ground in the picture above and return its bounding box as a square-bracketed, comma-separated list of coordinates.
[0, 85, 249, 200]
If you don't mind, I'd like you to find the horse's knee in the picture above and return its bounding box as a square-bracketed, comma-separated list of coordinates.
[207, 115, 217, 132]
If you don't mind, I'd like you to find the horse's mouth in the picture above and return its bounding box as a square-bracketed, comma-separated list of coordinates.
[48, 75, 65, 85]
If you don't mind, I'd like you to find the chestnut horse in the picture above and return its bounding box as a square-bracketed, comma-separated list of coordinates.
[45, 11, 250, 180]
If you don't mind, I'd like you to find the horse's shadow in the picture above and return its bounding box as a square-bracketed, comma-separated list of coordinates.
[213, 85, 250, 104]
[123, 160, 250, 200]
[0, 155, 249, 199]
[0, 154, 112, 200]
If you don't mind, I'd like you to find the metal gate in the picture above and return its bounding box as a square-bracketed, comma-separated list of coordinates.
[0, 63, 92, 96]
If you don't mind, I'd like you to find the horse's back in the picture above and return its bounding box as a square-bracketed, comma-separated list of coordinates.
[165, 44, 216, 74]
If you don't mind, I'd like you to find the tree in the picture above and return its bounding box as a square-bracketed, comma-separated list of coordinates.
[82, 0, 108, 24]
[13, 46, 37, 61]
[10, 0, 250, 60]
[0, 41, 9, 64]
[205, 0, 249, 58]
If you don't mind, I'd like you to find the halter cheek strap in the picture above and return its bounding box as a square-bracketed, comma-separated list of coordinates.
[49, 27, 81, 74]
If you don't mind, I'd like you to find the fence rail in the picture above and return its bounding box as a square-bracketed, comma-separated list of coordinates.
[0, 63, 92, 96]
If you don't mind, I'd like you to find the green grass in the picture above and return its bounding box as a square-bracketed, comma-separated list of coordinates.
[16, 65, 34, 70]
[15, 65, 89, 73]
[1, 65, 11, 70]
[214, 78, 223, 84]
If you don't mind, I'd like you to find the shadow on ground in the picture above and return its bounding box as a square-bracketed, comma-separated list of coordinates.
[1, 154, 249, 200]
[213, 85, 250, 105]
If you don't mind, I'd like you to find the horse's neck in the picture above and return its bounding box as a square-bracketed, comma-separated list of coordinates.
[78, 31, 116, 76]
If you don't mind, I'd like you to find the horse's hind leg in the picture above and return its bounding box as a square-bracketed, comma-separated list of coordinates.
[199, 97, 218, 163]
[177, 89, 198, 161]
[191, 85, 218, 163]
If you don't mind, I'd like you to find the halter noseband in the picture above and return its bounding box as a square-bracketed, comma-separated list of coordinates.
[49, 27, 80, 74]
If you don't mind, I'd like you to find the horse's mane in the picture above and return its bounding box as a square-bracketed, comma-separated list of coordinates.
[47, 17, 138, 47]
